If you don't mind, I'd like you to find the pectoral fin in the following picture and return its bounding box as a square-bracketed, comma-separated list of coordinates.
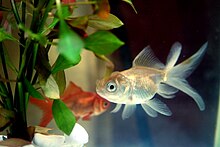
[122, 104, 136, 120]
[111, 104, 122, 113]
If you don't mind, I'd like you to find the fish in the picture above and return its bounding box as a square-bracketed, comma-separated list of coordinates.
[96, 42, 207, 119]
[30, 82, 110, 127]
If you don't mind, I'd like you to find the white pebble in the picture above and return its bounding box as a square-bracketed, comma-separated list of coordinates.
[64, 123, 89, 146]
[33, 133, 65, 147]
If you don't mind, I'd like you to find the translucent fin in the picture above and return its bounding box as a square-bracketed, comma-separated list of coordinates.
[166, 42, 182, 69]
[157, 92, 175, 99]
[132, 46, 165, 69]
[158, 83, 179, 95]
[168, 42, 208, 78]
[111, 104, 122, 113]
[146, 98, 172, 116]
[165, 78, 205, 111]
[141, 104, 158, 117]
[122, 104, 136, 119]
[157, 83, 179, 98]
[164, 42, 207, 110]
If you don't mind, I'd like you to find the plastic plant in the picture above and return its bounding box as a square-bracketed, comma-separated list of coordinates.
[0, 0, 136, 141]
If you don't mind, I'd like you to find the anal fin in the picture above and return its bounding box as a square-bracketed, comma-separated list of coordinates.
[141, 104, 158, 117]
[145, 98, 172, 116]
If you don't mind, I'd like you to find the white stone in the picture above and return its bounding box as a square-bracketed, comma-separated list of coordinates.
[31, 123, 89, 147]
[64, 123, 89, 146]
[32, 133, 65, 147]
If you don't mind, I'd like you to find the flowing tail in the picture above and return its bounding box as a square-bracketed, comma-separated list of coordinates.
[161, 42, 208, 111]
[29, 97, 53, 127]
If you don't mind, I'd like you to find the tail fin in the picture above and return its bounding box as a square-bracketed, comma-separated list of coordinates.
[29, 97, 53, 126]
[164, 42, 208, 111]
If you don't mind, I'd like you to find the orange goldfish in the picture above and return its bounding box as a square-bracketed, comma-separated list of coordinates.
[30, 82, 110, 127]
[96, 42, 207, 119]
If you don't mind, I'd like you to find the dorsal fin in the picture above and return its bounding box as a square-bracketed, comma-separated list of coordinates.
[132, 46, 165, 69]
[165, 42, 182, 69]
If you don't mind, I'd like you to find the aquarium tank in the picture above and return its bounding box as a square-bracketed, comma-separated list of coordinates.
[0, 0, 219, 147]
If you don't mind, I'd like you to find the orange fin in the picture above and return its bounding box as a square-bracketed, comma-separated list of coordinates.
[61, 82, 83, 98]
[29, 97, 53, 126]
[39, 112, 53, 127]
[82, 112, 93, 120]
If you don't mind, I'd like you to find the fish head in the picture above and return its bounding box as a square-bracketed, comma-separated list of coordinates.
[96, 71, 131, 104]
[93, 95, 111, 115]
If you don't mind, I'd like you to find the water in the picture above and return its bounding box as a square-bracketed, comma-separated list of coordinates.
[82, 0, 219, 147]
[24, 0, 219, 146]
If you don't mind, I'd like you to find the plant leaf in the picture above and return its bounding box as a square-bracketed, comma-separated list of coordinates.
[57, 20, 83, 66]
[0, 28, 17, 42]
[122, 0, 137, 13]
[66, 16, 88, 31]
[35, 45, 51, 84]
[41, 75, 60, 99]
[84, 31, 124, 55]
[23, 78, 44, 100]
[59, 5, 72, 19]
[52, 54, 80, 73]
[0, 108, 14, 131]
[2, 46, 18, 73]
[0, 82, 8, 98]
[88, 14, 123, 30]
[52, 99, 76, 135]
[53, 70, 66, 95]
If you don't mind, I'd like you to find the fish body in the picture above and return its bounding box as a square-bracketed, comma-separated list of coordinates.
[62, 82, 110, 119]
[96, 42, 207, 119]
[30, 82, 110, 127]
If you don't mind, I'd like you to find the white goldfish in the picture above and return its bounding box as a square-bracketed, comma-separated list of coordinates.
[96, 42, 207, 119]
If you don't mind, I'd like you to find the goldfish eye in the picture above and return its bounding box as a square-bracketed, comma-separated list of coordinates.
[106, 82, 117, 92]
[103, 101, 109, 108]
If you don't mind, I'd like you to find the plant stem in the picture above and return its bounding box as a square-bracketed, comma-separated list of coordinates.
[25, 1, 53, 81]
[26, 43, 38, 81]
[38, 0, 55, 33]
[56, 0, 63, 19]
[19, 1, 26, 69]
[17, 39, 31, 80]
[10, 0, 21, 24]
[17, 82, 26, 122]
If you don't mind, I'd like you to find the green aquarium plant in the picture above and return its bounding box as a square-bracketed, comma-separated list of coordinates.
[0, 0, 136, 141]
